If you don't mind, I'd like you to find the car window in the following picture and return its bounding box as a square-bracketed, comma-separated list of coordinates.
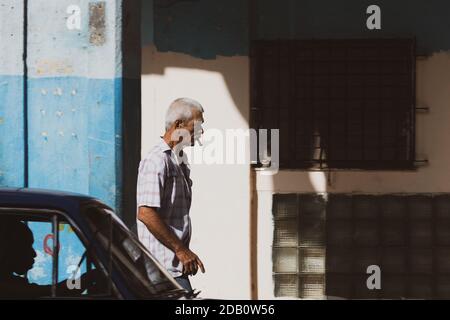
[56, 222, 87, 283]
[82, 203, 184, 299]
[0, 211, 112, 299]
[55, 220, 111, 298]
[27, 220, 53, 286]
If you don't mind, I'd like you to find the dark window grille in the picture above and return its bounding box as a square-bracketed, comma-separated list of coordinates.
[272, 194, 450, 299]
[251, 39, 416, 170]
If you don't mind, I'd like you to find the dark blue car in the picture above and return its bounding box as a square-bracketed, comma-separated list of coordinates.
[0, 188, 190, 299]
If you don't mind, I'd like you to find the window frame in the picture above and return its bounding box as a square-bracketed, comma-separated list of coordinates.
[0, 207, 119, 300]
[250, 38, 417, 171]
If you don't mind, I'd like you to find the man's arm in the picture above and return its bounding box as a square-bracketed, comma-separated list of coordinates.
[138, 206, 205, 276]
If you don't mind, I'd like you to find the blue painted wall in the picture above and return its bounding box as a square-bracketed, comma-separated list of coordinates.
[143, 0, 450, 58]
[26, 0, 123, 210]
[27, 77, 122, 207]
[0, 1, 25, 187]
[0, 0, 124, 209]
[0, 75, 24, 186]
[1, 0, 125, 285]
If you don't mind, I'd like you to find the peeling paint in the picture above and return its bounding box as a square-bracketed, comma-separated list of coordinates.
[35, 59, 74, 76]
[89, 2, 106, 46]
[53, 87, 63, 96]
[26, 0, 122, 79]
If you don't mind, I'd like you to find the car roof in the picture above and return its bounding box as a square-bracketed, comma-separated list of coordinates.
[0, 187, 101, 216]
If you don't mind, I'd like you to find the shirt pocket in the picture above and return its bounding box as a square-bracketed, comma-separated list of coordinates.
[162, 167, 177, 202]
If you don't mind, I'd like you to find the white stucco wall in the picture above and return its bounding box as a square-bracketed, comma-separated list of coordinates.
[141, 45, 251, 299]
[142, 46, 450, 299]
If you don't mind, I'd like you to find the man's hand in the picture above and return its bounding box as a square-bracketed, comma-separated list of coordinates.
[175, 247, 205, 276]
[138, 207, 206, 276]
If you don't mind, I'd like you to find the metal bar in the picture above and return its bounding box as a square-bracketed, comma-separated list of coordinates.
[324, 195, 329, 297]
[257, 96, 421, 101]
[51, 214, 59, 297]
[23, 0, 28, 187]
[376, 196, 382, 299]
[277, 39, 281, 167]
[248, 2, 259, 300]
[405, 197, 411, 297]
[377, 48, 382, 163]
[344, 44, 350, 163]
[362, 83, 367, 163]
[410, 38, 417, 164]
[326, 43, 332, 166]
[293, 194, 300, 298]
[394, 103, 400, 162]
[86, 255, 92, 295]
[350, 195, 356, 299]
[289, 42, 296, 166]
[249, 0, 258, 136]
[431, 195, 437, 299]
[310, 44, 321, 168]
[108, 214, 113, 295]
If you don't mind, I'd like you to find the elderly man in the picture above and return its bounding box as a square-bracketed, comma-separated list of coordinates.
[136, 98, 205, 293]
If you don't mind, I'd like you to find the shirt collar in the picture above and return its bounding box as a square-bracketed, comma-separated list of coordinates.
[158, 137, 172, 153]
[159, 137, 190, 167]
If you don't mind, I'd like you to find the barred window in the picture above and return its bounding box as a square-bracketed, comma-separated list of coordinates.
[251, 39, 416, 170]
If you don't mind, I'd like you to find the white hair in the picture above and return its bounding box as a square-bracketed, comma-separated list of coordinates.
[165, 98, 204, 131]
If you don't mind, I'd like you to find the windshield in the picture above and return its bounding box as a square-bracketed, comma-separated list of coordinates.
[81, 202, 183, 298]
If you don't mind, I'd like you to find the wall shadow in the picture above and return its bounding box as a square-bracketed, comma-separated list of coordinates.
[142, 46, 249, 125]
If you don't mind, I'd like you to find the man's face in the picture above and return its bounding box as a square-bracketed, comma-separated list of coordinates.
[10, 225, 37, 275]
[184, 110, 204, 146]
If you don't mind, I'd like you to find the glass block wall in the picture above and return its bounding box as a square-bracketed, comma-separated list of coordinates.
[272, 194, 450, 299]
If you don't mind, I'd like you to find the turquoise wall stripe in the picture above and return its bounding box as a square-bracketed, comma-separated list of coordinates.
[27, 77, 121, 209]
[0, 75, 25, 187]
[0, 1, 25, 188]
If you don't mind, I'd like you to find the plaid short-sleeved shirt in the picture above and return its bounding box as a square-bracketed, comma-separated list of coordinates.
[136, 138, 193, 277]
